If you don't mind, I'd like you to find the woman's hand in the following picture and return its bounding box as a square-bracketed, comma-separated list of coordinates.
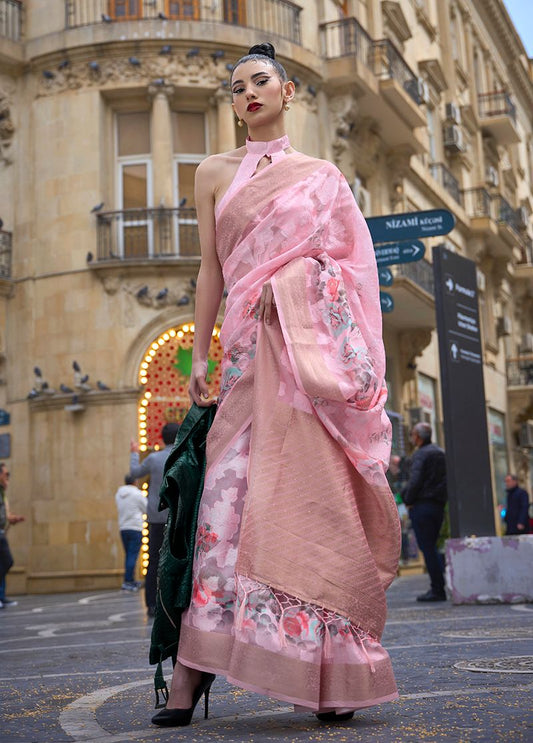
[189, 361, 217, 406]
[258, 281, 276, 325]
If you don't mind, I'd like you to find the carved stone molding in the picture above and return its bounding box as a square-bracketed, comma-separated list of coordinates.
[329, 92, 380, 182]
[399, 329, 433, 381]
[386, 146, 413, 212]
[147, 82, 175, 100]
[0, 86, 15, 165]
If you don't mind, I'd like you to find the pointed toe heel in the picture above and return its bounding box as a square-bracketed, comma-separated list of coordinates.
[151, 672, 215, 727]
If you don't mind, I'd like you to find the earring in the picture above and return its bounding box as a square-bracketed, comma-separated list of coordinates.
[237, 118, 243, 127]
[284, 102, 290, 111]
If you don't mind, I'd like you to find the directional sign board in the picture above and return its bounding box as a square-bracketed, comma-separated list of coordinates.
[378, 267, 394, 287]
[367, 209, 455, 243]
[380, 292, 394, 313]
[433, 245, 495, 538]
[375, 240, 425, 267]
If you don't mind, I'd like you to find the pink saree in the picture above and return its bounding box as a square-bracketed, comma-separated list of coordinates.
[177, 150, 401, 711]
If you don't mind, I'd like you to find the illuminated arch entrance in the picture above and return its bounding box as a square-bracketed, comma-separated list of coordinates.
[137, 322, 223, 451]
[136, 322, 223, 576]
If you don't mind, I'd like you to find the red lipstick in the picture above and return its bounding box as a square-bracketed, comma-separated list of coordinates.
[247, 102, 262, 112]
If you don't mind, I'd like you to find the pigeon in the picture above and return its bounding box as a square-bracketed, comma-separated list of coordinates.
[152, 78, 165, 86]
[34, 366, 42, 378]
[86, 252, 93, 263]
[89, 61, 100, 72]
[137, 286, 149, 298]
[101, 13, 112, 22]
[97, 381, 110, 391]
[158, 12, 168, 19]
[186, 47, 199, 58]
[80, 374, 89, 384]
[225, 63, 234, 72]
[42, 381, 56, 395]
[178, 197, 187, 208]
[27, 389, 40, 400]
[307, 84, 317, 97]
[91, 202, 104, 213]
[129, 57, 141, 66]
[159, 45, 172, 55]
[211, 50, 225, 61]
[60, 383, 74, 394]
[190, 278, 197, 289]
[177, 295, 190, 306]
[72, 360, 81, 373]
[156, 288, 169, 301]
[293, 76, 301, 87]
[58, 60, 70, 70]
[43, 70, 55, 79]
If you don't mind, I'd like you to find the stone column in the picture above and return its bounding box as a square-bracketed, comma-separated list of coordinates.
[148, 84, 175, 207]
[214, 88, 237, 153]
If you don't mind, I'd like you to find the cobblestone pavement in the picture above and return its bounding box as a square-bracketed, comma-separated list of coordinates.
[1, 574, 532, 742]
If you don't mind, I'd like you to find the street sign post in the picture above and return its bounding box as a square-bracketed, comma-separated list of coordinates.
[375, 240, 425, 267]
[380, 292, 394, 313]
[367, 208, 456, 243]
[378, 267, 394, 286]
[433, 245, 495, 538]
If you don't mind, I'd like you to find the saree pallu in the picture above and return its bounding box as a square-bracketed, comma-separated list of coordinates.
[177, 153, 401, 711]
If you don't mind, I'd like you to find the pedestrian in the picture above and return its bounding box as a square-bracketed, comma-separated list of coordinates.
[130, 422, 180, 616]
[0, 463, 24, 609]
[503, 474, 530, 535]
[115, 474, 146, 592]
[152, 42, 400, 727]
[402, 422, 447, 602]
[388, 455, 410, 564]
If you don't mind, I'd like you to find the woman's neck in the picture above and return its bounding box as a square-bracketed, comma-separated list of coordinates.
[246, 123, 287, 142]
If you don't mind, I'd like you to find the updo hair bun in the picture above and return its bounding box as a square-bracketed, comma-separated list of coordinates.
[248, 42, 276, 60]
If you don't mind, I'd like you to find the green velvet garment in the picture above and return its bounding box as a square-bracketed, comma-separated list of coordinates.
[149, 403, 217, 704]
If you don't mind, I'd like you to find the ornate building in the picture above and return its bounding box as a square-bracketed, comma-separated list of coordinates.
[1, 0, 532, 593]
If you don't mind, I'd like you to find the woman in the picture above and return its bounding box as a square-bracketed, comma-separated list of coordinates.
[152, 42, 400, 727]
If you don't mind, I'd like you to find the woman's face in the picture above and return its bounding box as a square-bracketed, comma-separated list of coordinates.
[231, 59, 287, 129]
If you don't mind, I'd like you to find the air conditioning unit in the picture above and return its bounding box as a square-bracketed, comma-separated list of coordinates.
[519, 421, 533, 448]
[445, 102, 461, 125]
[516, 206, 529, 229]
[485, 166, 499, 187]
[521, 332, 533, 352]
[497, 315, 512, 337]
[476, 269, 486, 292]
[443, 125, 465, 153]
[418, 78, 431, 105]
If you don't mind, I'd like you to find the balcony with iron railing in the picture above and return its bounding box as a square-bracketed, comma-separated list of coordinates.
[96, 207, 200, 262]
[0, 229, 12, 279]
[506, 355, 533, 388]
[320, 16, 374, 68]
[65, 0, 301, 43]
[477, 90, 519, 145]
[429, 163, 463, 206]
[394, 257, 434, 297]
[0, 0, 21, 41]
[462, 187, 526, 256]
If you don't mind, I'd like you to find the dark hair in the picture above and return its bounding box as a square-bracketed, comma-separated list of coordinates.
[162, 422, 180, 445]
[125, 474, 136, 485]
[231, 42, 288, 84]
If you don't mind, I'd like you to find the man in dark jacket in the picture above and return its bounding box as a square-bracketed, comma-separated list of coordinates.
[504, 474, 530, 535]
[402, 423, 447, 602]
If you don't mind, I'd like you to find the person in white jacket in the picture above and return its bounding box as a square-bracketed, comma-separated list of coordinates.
[115, 474, 147, 591]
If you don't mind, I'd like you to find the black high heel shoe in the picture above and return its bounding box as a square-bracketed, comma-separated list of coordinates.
[151, 672, 216, 727]
[315, 710, 355, 722]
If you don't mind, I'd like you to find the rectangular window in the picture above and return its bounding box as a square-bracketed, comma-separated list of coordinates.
[488, 409, 508, 519]
[117, 112, 150, 157]
[224, 0, 246, 25]
[417, 372, 440, 445]
[172, 112, 206, 154]
[166, 1, 200, 20]
[110, 0, 142, 21]
[173, 111, 207, 256]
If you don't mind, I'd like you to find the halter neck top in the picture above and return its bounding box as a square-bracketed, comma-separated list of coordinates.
[215, 134, 291, 219]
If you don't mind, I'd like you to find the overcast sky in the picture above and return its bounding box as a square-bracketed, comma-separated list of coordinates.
[503, 0, 533, 57]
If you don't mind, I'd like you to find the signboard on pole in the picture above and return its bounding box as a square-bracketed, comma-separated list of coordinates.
[367, 209, 456, 243]
[433, 245, 495, 538]
[375, 240, 425, 267]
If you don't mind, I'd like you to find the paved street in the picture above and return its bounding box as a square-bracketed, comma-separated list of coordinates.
[1, 573, 532, 742]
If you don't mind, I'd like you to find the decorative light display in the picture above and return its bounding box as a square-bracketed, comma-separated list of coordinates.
[136, 323, 223, 576]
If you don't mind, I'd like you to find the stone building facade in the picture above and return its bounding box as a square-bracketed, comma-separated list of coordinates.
[0, 0, 532, 593]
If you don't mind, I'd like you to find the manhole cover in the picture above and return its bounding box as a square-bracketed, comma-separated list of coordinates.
[454, 656, 533, 674]
[443, 627, 533, 639]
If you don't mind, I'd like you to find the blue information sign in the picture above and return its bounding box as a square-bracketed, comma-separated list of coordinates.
[0, 409, 10, 426]
[380, 292, 394, 313]
[375, 240, 425, 267]
[367, 209, 455, 243]
[378, 267, 394, 287]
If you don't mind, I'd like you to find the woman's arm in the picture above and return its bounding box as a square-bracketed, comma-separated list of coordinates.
[190, 157, 224, 406]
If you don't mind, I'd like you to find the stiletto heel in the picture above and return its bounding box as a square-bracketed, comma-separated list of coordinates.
[151, 672, 216, 727]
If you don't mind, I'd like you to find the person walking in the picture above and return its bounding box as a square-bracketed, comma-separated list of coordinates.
[115, 474, 146, 591]
[151, 42, 400, 727]
[0, 463, 24, 609]
[130, 422, 180, 615]
[504, 474, 530, 535]
[402, 423, 447, 602]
